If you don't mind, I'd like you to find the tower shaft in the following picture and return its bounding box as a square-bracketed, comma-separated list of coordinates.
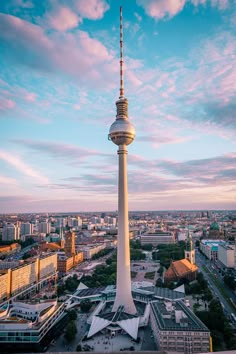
[112, 145, 136, 314]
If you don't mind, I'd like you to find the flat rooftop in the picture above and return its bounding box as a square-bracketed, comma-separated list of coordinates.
[151, 300, 209, 332]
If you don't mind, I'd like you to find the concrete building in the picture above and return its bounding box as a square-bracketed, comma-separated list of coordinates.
[200, 239, 225, 261]
[140, 230, 175, 246]
[2, 224, 20, 241]
[38, 222, 51, 234]
[0, 300, 66, 351]
[218, 243, 235, 268]
[20, 222, 33, 237]
[82, 243, 106, 260]
[0, 253, 57, 301]
[150, 300, 210, 353]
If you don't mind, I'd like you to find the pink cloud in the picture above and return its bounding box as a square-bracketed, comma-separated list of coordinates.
[74, 0, 110, 20]
[137, 0, 186, 20]
[46, 6, 81, 32]
[0, 97, 16, 112]
[137, 0, 229, 20]
[25, 92, 37, 102]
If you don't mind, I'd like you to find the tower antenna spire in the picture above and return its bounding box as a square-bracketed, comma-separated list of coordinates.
[120, 6, 124, 98]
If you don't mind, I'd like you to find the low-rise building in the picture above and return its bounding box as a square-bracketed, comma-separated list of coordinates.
[164, 259, 198, 285]
[150, 300, 210, 353]
[82, 243, 106, 260]
[0, 300, 66, 351]
[140, 231, 175, 246]
[0, 243, 21, 256]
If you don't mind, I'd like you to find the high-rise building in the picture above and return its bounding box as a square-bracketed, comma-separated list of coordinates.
[64, 230, 75, 257]
[108, 6, 136, 315]
[2, 224, 20, 241]
[38, 222, 51, 234]
[20, 222, 33, 237]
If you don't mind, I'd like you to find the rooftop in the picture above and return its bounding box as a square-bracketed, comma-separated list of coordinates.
[151, 300, 209, 332]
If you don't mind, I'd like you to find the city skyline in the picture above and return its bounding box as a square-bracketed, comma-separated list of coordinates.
[1, 0, 236, 213]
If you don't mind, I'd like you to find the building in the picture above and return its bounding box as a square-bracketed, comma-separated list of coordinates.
[57, 251, 83, 273]
[150, 300, 210, 353]
[200, 239, 225, 261]
[20, 222, 33, 237]
[184, 232, 195, 264]
[0, 253, 57, 301]
[218, 243, 235, 268]
[64, 230, 75, 257]
[82, 243, 106, 260]
[208, 221, 221, 239]
[140, 230, 175, 246]
[164, 259, 198, 285]
[0, 299, 66, 351]
[2, 224, 20, 241]
[0, 243, 21, 257]
[38, 222, 51, 234]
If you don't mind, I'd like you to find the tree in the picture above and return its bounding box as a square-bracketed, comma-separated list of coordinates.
[195, 240, 200, 247]
[68, 309, 77, 320]
[224, 274, 236, 290]
[64, 321, 77, 342]
[158, 266, 164, 276]
[80, 299, 92, 313]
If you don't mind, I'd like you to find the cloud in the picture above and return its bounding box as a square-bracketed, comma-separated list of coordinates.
[0, 97, 16, 112]
[0, 150, 49, 184]
[137, 133, 192, 146]
[0, 13, 116, 89]
[137, 0, 186, 20]
[12, 139, 110, 161]
[0, 175, 17, 185]
[46, 6, 81, 32]
[74, 0, 110, 20]
[137, 0, 230, 20]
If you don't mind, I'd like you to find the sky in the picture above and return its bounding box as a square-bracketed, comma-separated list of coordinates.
[0, 0, 236, 213]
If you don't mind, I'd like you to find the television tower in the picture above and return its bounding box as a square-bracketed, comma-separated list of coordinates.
[109, 6, 136, 314]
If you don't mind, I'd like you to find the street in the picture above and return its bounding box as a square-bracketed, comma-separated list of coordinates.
[195, 250, 236, 321]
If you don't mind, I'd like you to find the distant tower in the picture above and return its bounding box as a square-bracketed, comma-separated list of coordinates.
[185, 231, 195, 264]
[64, 230, 75, 257]
[108, 6, 136, 314]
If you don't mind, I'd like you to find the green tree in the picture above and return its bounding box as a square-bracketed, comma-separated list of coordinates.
[64, 321, 77, 342]
[68, 309, 77, 320]
[80, 299, 92, 313]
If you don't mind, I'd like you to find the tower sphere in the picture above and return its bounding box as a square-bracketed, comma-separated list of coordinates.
[109, 118, 135, 146]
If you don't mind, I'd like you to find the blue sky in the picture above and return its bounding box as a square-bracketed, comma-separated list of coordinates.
[0, 0, 236, 213]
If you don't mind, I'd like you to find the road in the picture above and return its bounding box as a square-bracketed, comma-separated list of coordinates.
[195, 250, 236, 320]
